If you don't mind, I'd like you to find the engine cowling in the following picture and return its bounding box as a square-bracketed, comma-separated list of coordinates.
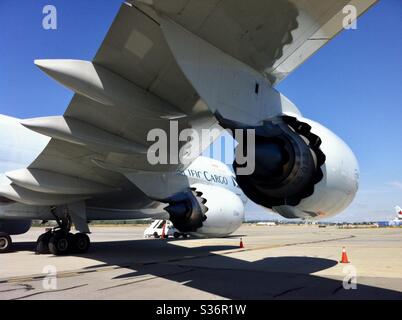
[165, 183, 245, 237]
[234, 116, 359, 219]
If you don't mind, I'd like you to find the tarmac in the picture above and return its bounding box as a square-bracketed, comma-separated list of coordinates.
[0, 225, 401, 300]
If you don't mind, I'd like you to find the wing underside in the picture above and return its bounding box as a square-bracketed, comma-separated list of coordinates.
[132, 0, 378, 84]
[2, 0, 377, 206]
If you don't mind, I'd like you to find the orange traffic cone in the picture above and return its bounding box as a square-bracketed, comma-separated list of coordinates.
[239, 238, 244, 248]
[340, 247, 350, 263]
[161, 223, 166, 240]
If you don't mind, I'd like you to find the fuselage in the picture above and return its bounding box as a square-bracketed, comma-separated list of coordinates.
[0, 114, 246, 236]
[388, 206, 402, 226]
[0, 115, 50, 185]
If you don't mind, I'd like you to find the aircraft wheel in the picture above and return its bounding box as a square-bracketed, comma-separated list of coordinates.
[0, 232, 12, 253]
[36, 231, 52, 254]
[153, 232, 160, 239]
[48, 232, 70, 255]
[72, 233, 90, 254]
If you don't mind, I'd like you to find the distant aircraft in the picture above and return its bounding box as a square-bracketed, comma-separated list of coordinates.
[0, 0, 377, 254]
[256, 222, 277, 226]
[395, 206, 402, 219]
[388, 206, 402, 226]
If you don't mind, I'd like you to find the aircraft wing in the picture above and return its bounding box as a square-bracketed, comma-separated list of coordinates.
[5, 0, 377, 206]
[5, 3, 226, 204]
[132, 0, 377, 85]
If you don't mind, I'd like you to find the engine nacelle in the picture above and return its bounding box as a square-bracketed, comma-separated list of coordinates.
[165, 183, 245, 237]
[190, 183, 245, 237]
[234, 116, 359, 219]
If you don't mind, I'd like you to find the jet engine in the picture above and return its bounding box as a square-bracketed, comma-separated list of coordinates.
[165, 183, 245, 237]
[232, 116, 359, 219]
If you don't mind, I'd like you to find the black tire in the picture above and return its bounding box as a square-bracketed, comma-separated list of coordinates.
[48, 232, 70, 255]
[36, 231, 52, 254]
[173, 232, 180, 239]
[153, 232, 160, 239]
[182, 234, 189, 239]
[72, 233, 90, 254]
[0, 232, 12, 253]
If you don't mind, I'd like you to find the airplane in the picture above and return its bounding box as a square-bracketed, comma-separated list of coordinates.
[395, 206, 402, 219]
[388, 206, 402, 226]
[256, 222, 277, 226]
[0, 0, 377, 254]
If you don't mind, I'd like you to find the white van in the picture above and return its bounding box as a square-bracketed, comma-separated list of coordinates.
[143, 220, 188, 239]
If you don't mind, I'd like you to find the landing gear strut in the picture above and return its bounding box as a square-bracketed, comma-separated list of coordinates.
[0, 232, 12, 253]
[35, 207, 90, 255]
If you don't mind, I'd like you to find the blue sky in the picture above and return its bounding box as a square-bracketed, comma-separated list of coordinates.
[0, 1, 401, 222]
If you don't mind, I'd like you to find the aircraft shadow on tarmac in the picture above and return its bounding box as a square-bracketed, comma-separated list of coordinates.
[12, 239, 402, 300]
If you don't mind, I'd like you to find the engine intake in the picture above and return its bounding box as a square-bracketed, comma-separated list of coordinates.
[164, 188, 208, 232]
[234, 116, 325, 208]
